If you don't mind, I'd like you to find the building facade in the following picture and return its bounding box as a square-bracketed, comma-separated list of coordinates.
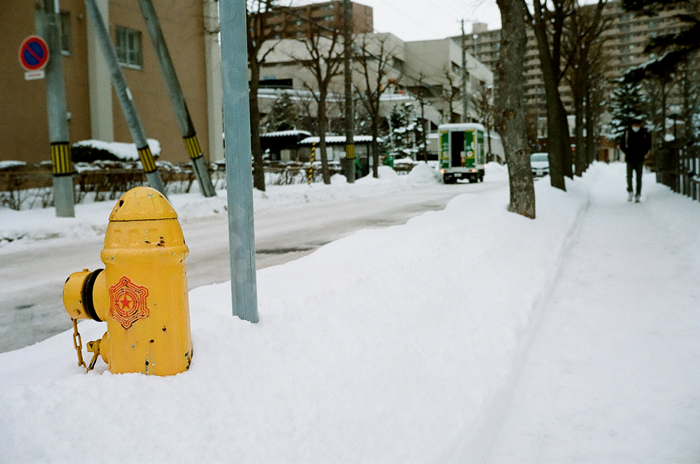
[255, 33, 493, 133]
[0, 0, 220, 165]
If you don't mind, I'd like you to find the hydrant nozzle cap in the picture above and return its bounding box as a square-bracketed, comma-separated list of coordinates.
[109, 187, 178, 222]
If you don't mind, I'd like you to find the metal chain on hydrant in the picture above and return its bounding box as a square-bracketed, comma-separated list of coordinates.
[72, 319, 100, 372]
[72, 319, 86, 368]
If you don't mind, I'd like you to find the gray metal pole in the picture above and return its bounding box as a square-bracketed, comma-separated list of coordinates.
[39, 0, 75, 217]
[83, 0, 166, 195]
[219, 0, 259, 323]
[343, 0, 355, 183]
[137, 0, 216, 198]
[461, 19, 469, 123]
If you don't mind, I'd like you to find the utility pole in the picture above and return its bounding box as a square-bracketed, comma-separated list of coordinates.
[38, 0, 75, 217]
[83, 0, 166, 195]
[137, 0, 216, 197]
[343, 0, 355, 183]
[461, 19, 469, 123]
[219, 0, 259, 323]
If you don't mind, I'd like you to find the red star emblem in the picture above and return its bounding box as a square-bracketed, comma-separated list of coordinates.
[109, 276, 150, 330]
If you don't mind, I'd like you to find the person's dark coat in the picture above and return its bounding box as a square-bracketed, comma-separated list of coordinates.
[620, 126, 651, 163]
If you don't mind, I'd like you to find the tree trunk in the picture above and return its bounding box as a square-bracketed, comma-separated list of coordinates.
[529, 2, 568, 191]
[249, 61, 266, 191]
[573, 85, 585, 176]
[372, 114, 379, 177]
[317, 94, 331, 184]
[497, 0, 535, 219]
[585, 90, 595, 164]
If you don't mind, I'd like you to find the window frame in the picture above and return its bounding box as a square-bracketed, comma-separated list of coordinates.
[60, 11, 71, 55]
[115, 25, 143, 70]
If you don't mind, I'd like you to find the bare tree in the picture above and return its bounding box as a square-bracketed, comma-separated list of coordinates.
[292, 26, 344, 184]
[409, 74, 435, 163]
[442, 68, 461, 124]
[524, 0, 574, 190]
[564, 0, 610, 176]
[470, 84, 497, 161]
[355, 34, 398, 177]
[498, 0, 536, 218]
[247, 0, 282, 191]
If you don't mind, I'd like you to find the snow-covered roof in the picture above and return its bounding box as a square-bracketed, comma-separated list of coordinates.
[73, 139, 161, 161]
[299, 135, 377, 145]
[0, 161, 27, 170]
[438, 123, 487, 131]
[260, 130, 311, 138]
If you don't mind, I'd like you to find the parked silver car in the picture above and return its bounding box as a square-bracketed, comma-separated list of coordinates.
[530, 153, 549, 177]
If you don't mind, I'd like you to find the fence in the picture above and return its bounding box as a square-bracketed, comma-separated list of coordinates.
[0, 160, 351, 210]
[655, 141, 700, 202]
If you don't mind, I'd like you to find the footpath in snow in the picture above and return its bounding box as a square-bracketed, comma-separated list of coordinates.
[0, 163, 698, 463]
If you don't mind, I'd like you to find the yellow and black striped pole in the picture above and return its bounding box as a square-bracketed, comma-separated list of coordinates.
[183, 134, 216, 197]
[50, 142, 73, 176]
[138, 0, 216, 197]
[39, 0, 75, 217]
[137, 145, 158, 173]
[308, 143, 316, 185]
[84, 0, 166, 196]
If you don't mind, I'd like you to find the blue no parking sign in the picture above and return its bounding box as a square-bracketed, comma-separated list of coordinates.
[18, 35, 50, 72]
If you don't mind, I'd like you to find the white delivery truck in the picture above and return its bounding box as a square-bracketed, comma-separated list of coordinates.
[438, 123, 487, 183]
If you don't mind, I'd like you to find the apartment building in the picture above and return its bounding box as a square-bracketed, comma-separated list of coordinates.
[260, 0, 374, 41]
[461, 0, 694, 116]
[0, 0, 221, 165]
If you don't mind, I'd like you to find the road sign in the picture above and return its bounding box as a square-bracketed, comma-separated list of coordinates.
[19, 35, 50, 72]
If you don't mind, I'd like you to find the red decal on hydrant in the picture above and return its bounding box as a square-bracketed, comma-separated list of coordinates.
[109, 276, 150, 329]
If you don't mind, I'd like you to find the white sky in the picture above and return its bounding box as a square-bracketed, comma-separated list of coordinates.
[294, 0, 503, 41]
[367, 0, 502, 40]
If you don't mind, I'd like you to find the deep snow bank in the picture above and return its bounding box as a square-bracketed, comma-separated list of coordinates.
[0, 164, 592, 463]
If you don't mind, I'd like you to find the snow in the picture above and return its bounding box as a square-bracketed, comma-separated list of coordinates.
[0, 160, 27, 169]
[259, 130, 311, 138]
[299, 135, 377, 145]
[72, 139, 162, 161]
[0, 163, 432, 246]
[1, 163, 699, 463]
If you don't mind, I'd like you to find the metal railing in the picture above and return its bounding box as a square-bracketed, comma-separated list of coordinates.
[655, 141, 700, 202]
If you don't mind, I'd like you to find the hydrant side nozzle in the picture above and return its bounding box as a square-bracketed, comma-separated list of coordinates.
[62, 269, 106, 322]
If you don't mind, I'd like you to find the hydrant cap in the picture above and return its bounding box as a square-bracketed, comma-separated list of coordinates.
[109, 187, 178, 222]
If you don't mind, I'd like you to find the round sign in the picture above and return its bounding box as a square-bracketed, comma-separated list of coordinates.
[19, 35, 50, 71]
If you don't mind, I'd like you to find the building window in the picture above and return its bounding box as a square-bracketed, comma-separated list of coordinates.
[60, 11, 71, 55]
[295, 19, 303, 26]
[366, 19, 371, 27]
[115, 26, 142, 69]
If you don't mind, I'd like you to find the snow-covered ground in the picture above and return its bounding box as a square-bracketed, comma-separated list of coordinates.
[0, 163, 698, 463]
[0, 163, 438, 247]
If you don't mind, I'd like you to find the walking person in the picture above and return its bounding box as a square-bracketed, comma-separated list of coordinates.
[620, 118, 651, 202]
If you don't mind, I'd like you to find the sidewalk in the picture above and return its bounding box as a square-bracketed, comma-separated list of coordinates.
[481, 165, 700, 463]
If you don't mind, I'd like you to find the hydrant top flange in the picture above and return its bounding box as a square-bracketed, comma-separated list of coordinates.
[109, 187, 178, 222]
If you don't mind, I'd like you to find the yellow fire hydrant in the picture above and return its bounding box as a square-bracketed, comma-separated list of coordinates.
[63, 186, 193, 375]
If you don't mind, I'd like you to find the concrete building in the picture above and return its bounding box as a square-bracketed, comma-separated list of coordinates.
[0, 0, 222, 165]
[255, 33, 493, 133]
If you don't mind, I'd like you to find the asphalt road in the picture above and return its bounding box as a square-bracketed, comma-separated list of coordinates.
[0, 181, 498, 353]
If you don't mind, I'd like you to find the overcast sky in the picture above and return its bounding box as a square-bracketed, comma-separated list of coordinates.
[365, 0, 502, 41]
[293, 0, 502, 42]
